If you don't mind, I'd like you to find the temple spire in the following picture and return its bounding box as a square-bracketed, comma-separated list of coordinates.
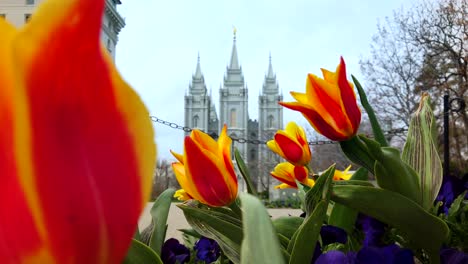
[194, 52, 202, 79]
[262, 53, 279, 95]
[267, 52, 274, 78]
[229, 27, 240, 69]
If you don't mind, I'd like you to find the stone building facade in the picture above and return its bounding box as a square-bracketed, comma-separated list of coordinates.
[184, 33, 283, 197]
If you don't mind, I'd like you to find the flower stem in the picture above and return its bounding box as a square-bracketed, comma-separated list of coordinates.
[228, 198, 243, 217]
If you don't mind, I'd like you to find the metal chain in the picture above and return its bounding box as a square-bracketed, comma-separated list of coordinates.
[150, 116, 407, 145]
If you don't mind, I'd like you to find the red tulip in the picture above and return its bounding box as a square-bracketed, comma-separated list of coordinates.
[267, 122, 312, 167]
[280, 57, 361, 141]
[271, 162, 314, 189]
[171, 125, 238, 207]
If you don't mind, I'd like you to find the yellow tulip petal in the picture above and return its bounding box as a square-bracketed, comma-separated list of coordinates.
[170, 150, 184, 164]
[274, 183, 296, 189]
[290, 91, 309, 104]
[172, 162, 207, 204]
[174, 189, 192, 202]
[217, 125, 237, 191]
[334, 165, 353, 181]
[304, 178, 316, 187]
[271, 162, 297, 187]
[267, 140, 286, 158]
[190, 129, 218, 153]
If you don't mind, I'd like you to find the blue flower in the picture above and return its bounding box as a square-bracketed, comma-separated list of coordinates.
[317, 244, 414, 264]
[440, 247, 468, 264]
[194, 237, 221, 263]
[356, 213, 386, 247]
[315, 250, 355, 264]
[355, 244, 414, 264]
[311, 243, 322, 264]
[436, 174, 468, 214]
[320, 225, 348, 246]
[161, 238, 190, 264]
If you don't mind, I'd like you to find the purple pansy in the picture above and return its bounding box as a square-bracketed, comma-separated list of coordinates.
[318, 244, 414, 264]
[194, 237, 221, 263]
[440, 247, 468, 264]
[161, 238, 190, 264]
[355, 244, 414, 264]
[320, 225, 348, 246]
[436, 174, 468, 214]
[356, 213, 386, 247]
[315, 250, 355, 264]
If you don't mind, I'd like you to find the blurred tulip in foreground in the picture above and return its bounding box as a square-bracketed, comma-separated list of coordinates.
[0, 0, 155, 263]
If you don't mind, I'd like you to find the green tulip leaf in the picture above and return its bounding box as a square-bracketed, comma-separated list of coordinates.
[277, 233, 291, 250]
[402, 94, 443, 210]
[133, 227, 141, 242]
[351, 75, 388, 147]
[447, 191, 468, 222]
[178, 202, 243, 263]
[359, 136, 422, 204]
[234, 148, 258, 196]
[280, 247, 292, 262]
[331, 185, 449, 262]
[178, 228, 202, 239]
[123, 239, 163, 264]
[273, 216, 304, 240]
[340, 136, 375, 173]
[288, 165, 335, 264]
[304, 165, 335, 215]
[329, 168, 368, 234]
[211, 203, 242, 219]
[240, 193, 285, 264]
[288, 201, 328, 264]
[149, 188, 175, 255]
[332, 179, 373, 187]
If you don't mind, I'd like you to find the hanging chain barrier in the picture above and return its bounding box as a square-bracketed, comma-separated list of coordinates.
[150, 116, 407, 145]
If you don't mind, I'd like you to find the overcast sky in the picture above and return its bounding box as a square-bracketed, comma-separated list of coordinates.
[115, 0, 418, 161]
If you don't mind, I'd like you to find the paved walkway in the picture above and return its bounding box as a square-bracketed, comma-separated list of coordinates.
[138, 203, 303, 241]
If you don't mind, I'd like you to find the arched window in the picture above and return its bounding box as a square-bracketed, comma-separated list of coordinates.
[193, 115, 199, 127]
[230, 109, 237, 127]
[267, 115, 274, 128]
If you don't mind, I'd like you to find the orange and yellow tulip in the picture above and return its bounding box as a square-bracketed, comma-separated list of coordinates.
[271, 162, 314, 189]
[280, 57, 361, 141]
[171, 125, 238, 207]
[267, 122, 311, 167]
[0, 0, 155, 263]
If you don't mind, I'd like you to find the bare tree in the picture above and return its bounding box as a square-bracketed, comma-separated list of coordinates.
[360, 0, 468, 171]
[360, 12, 422, 130]
[152, 159, 180, 199]
[303, 125, 351, 173]
[403, 0, 468, 171]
